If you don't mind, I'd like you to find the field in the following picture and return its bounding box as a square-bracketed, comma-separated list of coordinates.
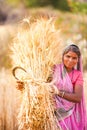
[0, 8, 87, 130]
[0, 69, 87, 130]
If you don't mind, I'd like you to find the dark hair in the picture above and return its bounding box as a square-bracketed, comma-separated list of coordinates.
[63, 44, 81, 58]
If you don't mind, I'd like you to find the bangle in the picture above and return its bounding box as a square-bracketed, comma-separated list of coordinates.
[61, 91, 65, 98]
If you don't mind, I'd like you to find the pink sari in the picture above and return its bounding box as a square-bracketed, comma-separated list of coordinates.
[53, 64, 87, 130]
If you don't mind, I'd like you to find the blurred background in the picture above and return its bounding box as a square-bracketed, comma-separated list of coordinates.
[0, 0, 87, 129]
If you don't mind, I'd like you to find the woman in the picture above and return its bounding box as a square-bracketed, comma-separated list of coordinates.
[52, 44, 87, 130]
[16, 44, 87, 130]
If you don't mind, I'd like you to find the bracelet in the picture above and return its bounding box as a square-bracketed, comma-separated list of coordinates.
[61, 91, 65, 98]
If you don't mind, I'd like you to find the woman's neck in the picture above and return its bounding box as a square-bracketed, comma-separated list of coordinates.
[65, 67, 74, 73]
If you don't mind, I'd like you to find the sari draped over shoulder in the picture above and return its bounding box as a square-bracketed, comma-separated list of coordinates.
[53, 63, 87, 130]
[53, 64, 75, 121]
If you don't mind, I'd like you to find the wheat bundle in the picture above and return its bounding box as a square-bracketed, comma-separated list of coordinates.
[11, 17, 63, 130]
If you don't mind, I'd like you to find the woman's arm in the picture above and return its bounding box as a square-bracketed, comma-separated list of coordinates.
[58, 85, 83, 103]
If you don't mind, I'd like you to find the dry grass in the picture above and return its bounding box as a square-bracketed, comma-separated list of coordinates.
[0, 69, 87, 130]
[0, 8, 87, 130]
[0, 69, 19, 130]
[10, 17, 64, 130]
[0, 25, 16, 69]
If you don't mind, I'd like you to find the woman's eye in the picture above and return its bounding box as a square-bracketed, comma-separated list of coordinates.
[72, 57, 77, 60]
[65, 55, 78, 60]
[66, 55, 70, 58]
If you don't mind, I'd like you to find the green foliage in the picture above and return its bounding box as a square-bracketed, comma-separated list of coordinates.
[70, 1, 87, 14]
[7, 0, 21, 6]
[56, 0, 70, 11]
[25, 0, 55, 7]
[25, 0, 70, 11]
[6, 0, 87, 14]
[25, 0, 39, 7]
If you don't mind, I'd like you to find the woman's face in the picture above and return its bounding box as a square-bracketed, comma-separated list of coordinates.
[63, 51, 78, 72]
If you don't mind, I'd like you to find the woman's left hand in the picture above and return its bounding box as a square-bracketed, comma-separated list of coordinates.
[50, 84, 59, 95]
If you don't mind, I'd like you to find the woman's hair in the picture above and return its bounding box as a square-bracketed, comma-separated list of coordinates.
[62, 44, 81, 70]
[63, 44, 81, 58]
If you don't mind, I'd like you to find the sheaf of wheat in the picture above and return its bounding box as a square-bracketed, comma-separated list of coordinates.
[10, 17, 64, 130]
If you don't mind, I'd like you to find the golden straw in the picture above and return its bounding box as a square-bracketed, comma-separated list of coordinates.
[11, 17, 64, 130]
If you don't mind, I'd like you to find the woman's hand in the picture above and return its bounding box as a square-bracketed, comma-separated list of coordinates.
[16, 81, 24, 91]
[50, 84, 59, 95]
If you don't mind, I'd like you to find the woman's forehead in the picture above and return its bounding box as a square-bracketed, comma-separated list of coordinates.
[64, 51, 78, 57]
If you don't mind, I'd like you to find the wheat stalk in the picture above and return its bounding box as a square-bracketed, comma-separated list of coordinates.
[10, 17, 64, 130]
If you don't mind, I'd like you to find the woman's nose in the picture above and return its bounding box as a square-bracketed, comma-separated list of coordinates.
[69, 58, 72, 62]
